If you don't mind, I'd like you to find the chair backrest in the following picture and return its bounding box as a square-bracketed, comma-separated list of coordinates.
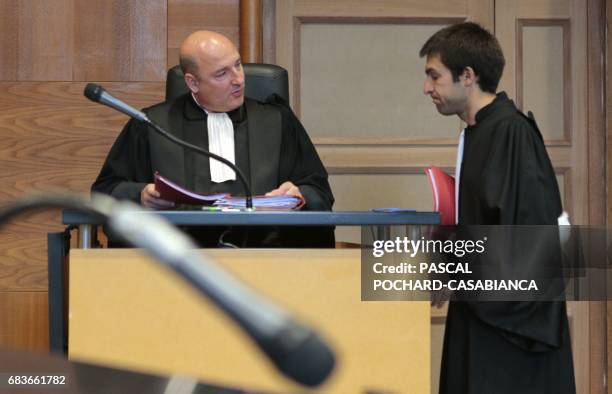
[165, 63, 289, 103]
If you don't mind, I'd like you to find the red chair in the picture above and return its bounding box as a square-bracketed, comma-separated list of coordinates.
[424, 166, 455, 225]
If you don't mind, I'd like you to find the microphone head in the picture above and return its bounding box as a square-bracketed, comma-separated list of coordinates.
[263, 322, 335, 387]
[84, 83, 104, 102]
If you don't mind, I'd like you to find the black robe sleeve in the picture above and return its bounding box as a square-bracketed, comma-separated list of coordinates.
[466, 116, 565, 350]
[481, 117, 562, 225]
[91, 119, 153, 203]
[273, 98, 334, 211]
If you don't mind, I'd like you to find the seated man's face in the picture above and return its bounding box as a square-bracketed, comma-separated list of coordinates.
[193, 45, 245, 113]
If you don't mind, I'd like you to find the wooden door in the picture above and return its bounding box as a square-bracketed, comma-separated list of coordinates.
[274, 1, 604, 393]
[495, 1, 602, 393]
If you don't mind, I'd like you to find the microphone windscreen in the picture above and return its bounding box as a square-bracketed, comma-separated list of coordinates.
[265, 322, 335, 387]
[84, 83, 103, 102]
[282, 332, 335, 387]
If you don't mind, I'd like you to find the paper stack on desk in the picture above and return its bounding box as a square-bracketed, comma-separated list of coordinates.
[155, 171, 304, 210]
[214, 195, 304, 211]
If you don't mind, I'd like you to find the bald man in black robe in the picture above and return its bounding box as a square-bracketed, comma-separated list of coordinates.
[92, 31, 334, 247]
[420, 23, 575, 394]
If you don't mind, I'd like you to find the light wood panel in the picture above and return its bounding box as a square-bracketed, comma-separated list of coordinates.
[0, 0, 166, 82]
[73, 0, 167, 81]
[299, 22, 461, 143]
[496, 0, 588, 225]
[0, 82, 164, 191]
[0, 0, 241, 354]
[0, 292, 48, 352]
[518, 21, 570, 143]
[14, 0, 74, 81]
[0, 81, 165, 292]
[0, 0, 20, 80]
[496, 2, 599, 393]
[318, 145, 572, 173]
[290, 0, 489, 18]
[277, 0, 493, 115]
[69, 249, 430, 393]
[168, 0, 240, 69]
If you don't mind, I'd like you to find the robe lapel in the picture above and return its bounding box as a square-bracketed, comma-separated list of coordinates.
[146, 97, 190, 187]
[245, 99, 282, 194]
[181, 99, 208, 190]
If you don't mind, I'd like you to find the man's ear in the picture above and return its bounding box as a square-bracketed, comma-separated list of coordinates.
[184, 73, 199, 93]
[461, 66, 477, 87]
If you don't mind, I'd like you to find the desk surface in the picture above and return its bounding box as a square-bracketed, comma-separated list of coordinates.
[63, 209, 440, 226]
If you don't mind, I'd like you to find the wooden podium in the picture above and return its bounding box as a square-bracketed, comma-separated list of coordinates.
[68, 248, 430, 393]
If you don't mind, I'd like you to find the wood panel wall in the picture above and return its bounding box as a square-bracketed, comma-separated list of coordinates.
[0, 0, 240, 352]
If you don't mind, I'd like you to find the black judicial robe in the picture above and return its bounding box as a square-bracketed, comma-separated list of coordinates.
[438, 93, 575, 394]
[92, 94, 335, 247]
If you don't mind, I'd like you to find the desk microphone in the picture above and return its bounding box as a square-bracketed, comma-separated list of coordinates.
[83, 83, 253, 210]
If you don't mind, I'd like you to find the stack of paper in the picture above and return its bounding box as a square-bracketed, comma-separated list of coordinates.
[214, 195, 304, 210]
[155, 171, 304, 210]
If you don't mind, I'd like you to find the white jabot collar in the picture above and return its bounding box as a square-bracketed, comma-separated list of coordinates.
[192, 93, 236, 183]
[454, 129, 465, 224]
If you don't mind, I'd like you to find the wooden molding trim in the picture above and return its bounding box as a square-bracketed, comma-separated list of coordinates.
[327, 166, 571, 176]
[262, 0, 276, 64]
[587, 0, 606, 226]
[604, 0, 612, 227]
[296, 16, 465, 24]
[312, 137, 574, 146]
[585, 2, 607, 388]
[327, 167, 441, 175]
[239, 0, 262, 62]
[516, 18, 572, 145]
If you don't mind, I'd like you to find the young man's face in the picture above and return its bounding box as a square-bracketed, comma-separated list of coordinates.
[423, 54, 468, 116]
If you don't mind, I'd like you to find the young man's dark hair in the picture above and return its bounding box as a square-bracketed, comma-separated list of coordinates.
[419, 22, 505, 93]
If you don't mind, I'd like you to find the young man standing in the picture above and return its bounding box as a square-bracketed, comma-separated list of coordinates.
[421, 22, 575, 394]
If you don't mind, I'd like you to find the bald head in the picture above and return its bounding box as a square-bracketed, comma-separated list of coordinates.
[179, 31, 237, 75]
[179, 31, 245, 112]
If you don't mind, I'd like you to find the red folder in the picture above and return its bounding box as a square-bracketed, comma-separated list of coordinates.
[154, 172, 228, 205]
[424, 166, 456, 225]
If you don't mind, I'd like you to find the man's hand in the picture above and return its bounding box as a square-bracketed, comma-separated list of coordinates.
[265, 181, 304, 200]
[140, 183, 175, 209]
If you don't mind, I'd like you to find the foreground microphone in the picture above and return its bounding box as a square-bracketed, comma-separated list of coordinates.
[83, 83, 253, 209]
[103, 197, 335, 387]
[84, 83, 149, 122]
